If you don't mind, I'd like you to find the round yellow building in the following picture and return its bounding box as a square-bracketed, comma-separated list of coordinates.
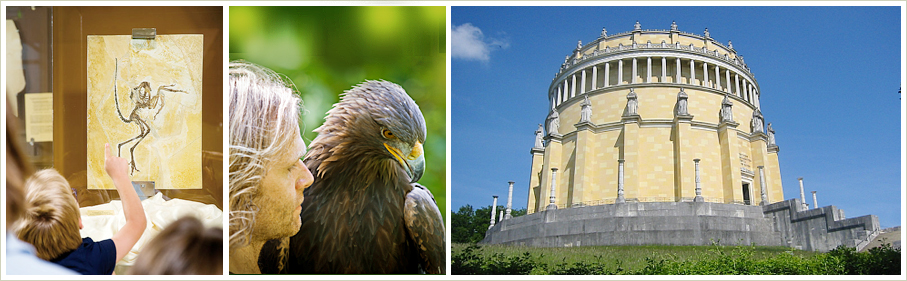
[527, 22, 784, 214]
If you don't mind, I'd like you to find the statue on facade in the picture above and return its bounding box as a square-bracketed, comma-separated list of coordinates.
[634, 20, 641, 31]
[625, 88, 639, 116]
[728, 40, 734, 50]
[577, 40, 582, 50]
[534, 124, 544, 149]
[547, 110, 560, 136]
[601, 27, 607, 37]
[720, 93, 734, 123]
[752, 109, 764, 133]
[766, 122, 776, 146]
[671, 20, 677, 31]
[580, 94, 592, 123]
[704, 28, 710, 38]
[676, 88, 689, 116]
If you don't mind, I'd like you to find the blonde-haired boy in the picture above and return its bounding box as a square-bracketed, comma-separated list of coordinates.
[17, 143, 147, 275]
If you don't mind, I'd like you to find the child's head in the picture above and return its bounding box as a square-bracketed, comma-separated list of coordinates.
[16, 169, 83, 261]
[128, 216, 223, 275]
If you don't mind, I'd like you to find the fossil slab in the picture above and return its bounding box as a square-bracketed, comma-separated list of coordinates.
[87, 34, 203, 190]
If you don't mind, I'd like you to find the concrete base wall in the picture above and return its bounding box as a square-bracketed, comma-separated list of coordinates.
[480, 202, 785, 247]
[762, 198, 879, 252]
[482, 199, 880, 252]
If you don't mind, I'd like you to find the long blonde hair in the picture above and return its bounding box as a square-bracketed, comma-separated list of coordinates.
[228, 61, 302, 247]
[16, 169, 83, 260]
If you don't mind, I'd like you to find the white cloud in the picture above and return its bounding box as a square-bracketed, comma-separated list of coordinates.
[452, 23, 508, 62]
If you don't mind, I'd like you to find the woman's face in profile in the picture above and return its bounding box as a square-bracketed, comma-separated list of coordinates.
[252, 133, 313, 240]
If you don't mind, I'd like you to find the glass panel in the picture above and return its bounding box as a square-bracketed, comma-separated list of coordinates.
[6, 6, 54, 169]
[50, 6, 223, 209]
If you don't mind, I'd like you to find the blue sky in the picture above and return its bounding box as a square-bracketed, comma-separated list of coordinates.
[451, 6, 904, 228]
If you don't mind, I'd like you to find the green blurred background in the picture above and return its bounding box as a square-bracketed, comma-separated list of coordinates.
[230, 6, 447, 221]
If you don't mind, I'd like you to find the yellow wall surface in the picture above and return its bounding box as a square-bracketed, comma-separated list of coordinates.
[527, 152, 544, 213]
[598, 35, 635, 50]
[687, 128, 724, 201]
[558, 100, 582, 129]
[589, 88, 627, 124]
[588, 130, 621, 203]
[635, 87, 676, 120]
[767, 152, 784, 203]
[635, 127, 675, 201]
[560, 139, 576, 207]
[636, 34, 668, 45]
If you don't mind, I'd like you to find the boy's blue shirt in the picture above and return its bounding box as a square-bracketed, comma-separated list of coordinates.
[50, 237, 117, 275]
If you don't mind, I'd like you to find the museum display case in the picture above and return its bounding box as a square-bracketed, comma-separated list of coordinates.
[6, 6, 223, 274]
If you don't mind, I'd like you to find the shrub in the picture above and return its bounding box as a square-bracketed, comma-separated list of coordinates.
[827, 243, 901, 275]
[452, 243, 900, 275]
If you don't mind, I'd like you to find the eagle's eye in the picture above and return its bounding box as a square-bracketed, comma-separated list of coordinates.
[382, 129, 395, 139]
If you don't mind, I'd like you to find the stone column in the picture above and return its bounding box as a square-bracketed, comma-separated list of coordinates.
[571, 74, 577, 99]
[811, 191, 818, 209]
[555, 88, 561, 108]
[661, 57, 667, 82]
[735, 74, 740, 98]
[617, 159, 626, 203]
[702, 62, 709, 88]
[750, 84, 756, 103]
[605, 62, 610, 87]
[714, 65, 720, 90]
[758, 166, 768, 205]
[489, 195, 498, 229]
[563, 79, 568, 102]
[689, 59, 695, 85]
[675, 57, 681, 84]
[798, 177, 807, 211]
[755, 91, 761, 109]
[725, 69, 731, 93]
[750, 83, 755, 103]
[499, 210, 504, 222]
[581, 69, 586, 94]
[749, 81, 753, 102]
[745, 83, 751, 102]
[618, 59, 624, 85]
[632, 58, 637, 84]
[539, 136, 562, 212]
[548, 168, 558, 210]
[591, 65, 597, 90]
[646, 57, 652, 83]
[693, 158, 704, 202]
[505, 181, 514, 219]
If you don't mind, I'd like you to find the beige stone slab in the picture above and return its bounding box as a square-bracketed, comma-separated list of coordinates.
[86, 34, 203, 190]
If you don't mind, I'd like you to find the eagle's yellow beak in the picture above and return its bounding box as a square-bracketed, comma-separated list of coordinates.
[385, 141, 425, 183]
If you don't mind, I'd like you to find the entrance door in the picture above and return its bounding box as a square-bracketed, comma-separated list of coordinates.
[742, 183, 751, 205]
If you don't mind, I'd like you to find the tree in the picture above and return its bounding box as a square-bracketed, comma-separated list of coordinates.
[451, 204, 527, 244]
